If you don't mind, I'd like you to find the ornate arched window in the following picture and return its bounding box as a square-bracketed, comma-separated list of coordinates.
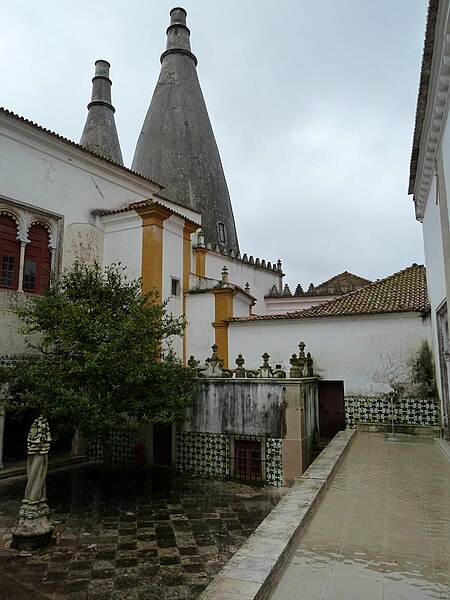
[23, 224, 52, 294]
[0, 214, 20, 290]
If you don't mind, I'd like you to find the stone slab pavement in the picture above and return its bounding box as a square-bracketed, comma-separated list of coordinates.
[270, 433, 450, 600]
[0, 463, 286, 599]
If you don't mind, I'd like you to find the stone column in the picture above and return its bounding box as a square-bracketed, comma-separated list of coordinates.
[17, 240, 27, 292]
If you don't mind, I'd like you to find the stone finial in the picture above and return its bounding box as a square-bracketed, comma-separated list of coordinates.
[202, 344, 225, 377]
[298, 341, 306, 358]
[221, 266, 229, 284]
[277, 259, 282, 272]
[244, 282, 250, 293]
[289, 353, 301, 378]
[267, 262, 272, 270]
[187, 354, 208, 377]
[80, 60, 124, 165]
[261, 260, 266, 268]
[249, 256, 254, 264]
[243, 253, 248, 262]
[259, 352, 272, 378]
[235, 354, 246, 378]
[196, 229, 205, 248]
[255, 258, 260, 267]
[187, 355, 200, 369]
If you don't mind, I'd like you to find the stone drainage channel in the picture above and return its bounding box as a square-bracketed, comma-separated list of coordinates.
[0, 461, 286, 599]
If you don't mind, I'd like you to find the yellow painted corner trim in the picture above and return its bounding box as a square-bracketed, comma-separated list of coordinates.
[195, 247, 208, 277]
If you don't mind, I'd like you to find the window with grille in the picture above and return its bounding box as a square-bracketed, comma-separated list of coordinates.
[234, 439, 262, 481]
[23, 259, 37, 291]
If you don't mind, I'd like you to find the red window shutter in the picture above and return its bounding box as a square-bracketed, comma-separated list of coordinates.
[23, 224, 51, 295]
[0, 215, 20, 291]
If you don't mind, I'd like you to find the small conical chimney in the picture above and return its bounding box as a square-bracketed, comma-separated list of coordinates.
[80, 60, 124, 165]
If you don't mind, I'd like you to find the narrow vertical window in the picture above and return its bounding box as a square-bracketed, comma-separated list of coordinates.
[23, 224, 51, 294]
[0, 215, 20, 291]
[171, 277, 180, 297]
[217, 222, 226, 244]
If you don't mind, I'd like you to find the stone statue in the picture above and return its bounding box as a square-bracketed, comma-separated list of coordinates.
[11, 416, 54, 549]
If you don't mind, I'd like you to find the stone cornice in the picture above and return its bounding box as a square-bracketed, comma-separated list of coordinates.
[413, 0, 450, 221]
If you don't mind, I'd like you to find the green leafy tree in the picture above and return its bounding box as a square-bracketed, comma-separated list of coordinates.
[0, 262, 198, 450]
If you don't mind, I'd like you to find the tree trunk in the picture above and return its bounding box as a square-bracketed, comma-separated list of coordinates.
[103, 445, 112, 467]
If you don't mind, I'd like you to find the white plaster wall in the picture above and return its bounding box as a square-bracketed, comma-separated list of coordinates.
[162, 216, 184, 358]
[205, 252, 282, 312]
[421, 177, 446, 398]
[64, 223, 104, 269]
[233, 293, 251, 318]
[185, 292, 215, 362]
[440, 112, 450, 232]
[0, 293, 28, 355]
[0, 126, 155, 227]
[265, 295, 337, 315]
[163, 216, 184, 307]
[101, 212, 142, 281]
[228, 313, 432, 396]
[423, 171, 446, 315]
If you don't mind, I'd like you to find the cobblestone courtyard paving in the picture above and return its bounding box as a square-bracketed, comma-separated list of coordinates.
[0, 464, 284, 599]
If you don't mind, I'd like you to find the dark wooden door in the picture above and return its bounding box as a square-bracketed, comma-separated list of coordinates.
[318, 380, 345, 439]
[235, 440, 261, 481]
[153, 424, 172, 466]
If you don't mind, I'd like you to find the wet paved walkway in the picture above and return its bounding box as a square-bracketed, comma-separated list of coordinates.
[0, 464, 284, 599]
[270, 433, 450, 600]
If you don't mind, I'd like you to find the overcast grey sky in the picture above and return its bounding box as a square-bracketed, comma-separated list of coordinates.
[1, 0, 428, 289]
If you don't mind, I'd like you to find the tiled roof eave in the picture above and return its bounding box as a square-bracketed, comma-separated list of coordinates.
[94, 198, 201, 227]
[0, 107, 164, 188]
[408, 0, 448, 220]
[228, 307, 430, 324]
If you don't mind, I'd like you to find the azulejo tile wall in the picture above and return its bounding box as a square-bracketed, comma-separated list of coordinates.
[345, 396, 438, 428]
[89, 428, 137, 463]
[176, 432, 284, 486]
[177, 432, 229, 478]
[265, 437, 283, 486]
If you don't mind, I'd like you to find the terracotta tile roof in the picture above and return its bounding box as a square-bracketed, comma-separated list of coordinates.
[312, 271, 372, 295]
[0, 107, 163, 188]
[93, 198, 201, 226]
[230, 264, 430, 322]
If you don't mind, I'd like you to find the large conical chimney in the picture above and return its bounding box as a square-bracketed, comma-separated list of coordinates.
[132, 7, 239, 253]
[80, 60, 124, 165]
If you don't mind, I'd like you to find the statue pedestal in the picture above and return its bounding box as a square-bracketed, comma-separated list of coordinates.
[11, 500, 54, 550]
